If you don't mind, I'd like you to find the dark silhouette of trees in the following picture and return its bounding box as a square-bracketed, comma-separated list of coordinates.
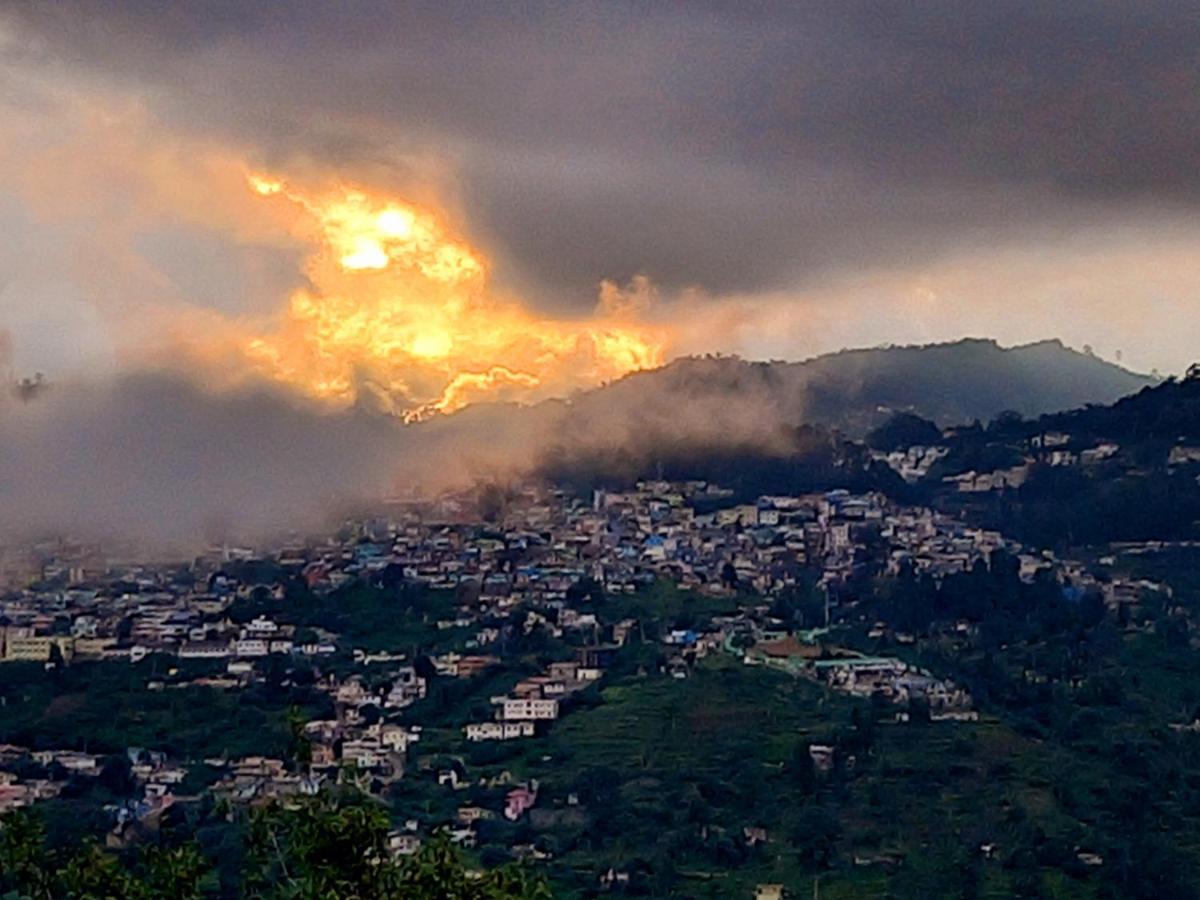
[0, 791, 550, 899]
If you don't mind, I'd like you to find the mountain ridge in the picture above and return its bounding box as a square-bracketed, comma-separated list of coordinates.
[546, 337, 1155, 436]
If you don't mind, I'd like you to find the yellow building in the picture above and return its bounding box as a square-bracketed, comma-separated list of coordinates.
[72, 637, 113, 658]
[1, 629, 74, 662]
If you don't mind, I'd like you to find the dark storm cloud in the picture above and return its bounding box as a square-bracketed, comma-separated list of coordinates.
[4, 1, 1199, 302]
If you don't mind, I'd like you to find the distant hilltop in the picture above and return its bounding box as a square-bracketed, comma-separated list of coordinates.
[556, 338, 1155, 438]
[418, 337, 1156, 497]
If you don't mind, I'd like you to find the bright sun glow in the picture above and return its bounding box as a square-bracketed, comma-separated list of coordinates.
[238, 173, 666, 419]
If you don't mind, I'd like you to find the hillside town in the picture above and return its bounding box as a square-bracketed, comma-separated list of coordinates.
[0, 479, 1029, 669]
[0, 457, 1172, 855]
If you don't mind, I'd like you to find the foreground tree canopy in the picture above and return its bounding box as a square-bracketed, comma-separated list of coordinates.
[0, 792, 550, 899]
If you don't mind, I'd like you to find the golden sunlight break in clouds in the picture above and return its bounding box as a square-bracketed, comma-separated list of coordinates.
[237, 173, 666, 419]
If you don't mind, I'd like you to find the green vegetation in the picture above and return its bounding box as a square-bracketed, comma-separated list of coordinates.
[0, 792, 549, 899]
[866, 412, 943, 451]
[540, 423, 906, 501]
[229, 580, 467, 655]
[974, 465, 1200, 549]
[597, 578, 741, 632]
[12, 550, 1200, 899]
[846, 552, 1200, 899]
[925, 369, 1200, 551]
[509, 658, 1120, 898]
[0, 660, 324, 759]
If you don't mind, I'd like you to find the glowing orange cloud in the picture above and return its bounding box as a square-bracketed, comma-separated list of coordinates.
[237, 173, 666, 418]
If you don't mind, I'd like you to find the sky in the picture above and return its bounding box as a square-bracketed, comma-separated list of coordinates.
[2, 2, 1200, 543]
[1, 1, 1199, 385]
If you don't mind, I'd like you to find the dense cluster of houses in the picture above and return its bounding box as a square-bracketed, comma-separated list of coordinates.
[0, 557, 327, 666]
[0, 471, 1173, 872]
[463, 654, 604, 742]
[0, 469, 1159, 673]
[933, 429, 1160, 495]
[0, 743, 187, 825]
[365, 481, 1031, 606]
[0, 482, 975, 668]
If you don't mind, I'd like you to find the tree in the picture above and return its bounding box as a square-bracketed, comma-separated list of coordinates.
[98, 753, 137, 796]
[245, 792, 551, 899]
[0, 810, 55, 899]
[285, 705, 313, 771]
[721, 561, 738, 590]
[866, 412, 942, 451]
[790, 804, 841, 870]
[0, 792, 550, 900]
[0, 810, 206, 900]
[138, 844, 209, 900]
[787, 741, 817, 795]
[989, 409, 1024, 431]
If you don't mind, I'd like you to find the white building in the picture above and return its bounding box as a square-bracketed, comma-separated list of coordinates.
[500, 698, 559, 721]
[464, 721, 536, 741]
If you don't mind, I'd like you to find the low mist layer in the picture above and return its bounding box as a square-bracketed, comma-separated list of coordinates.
[0, 375, 407, 545]
[0, 339, 1151, 548]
